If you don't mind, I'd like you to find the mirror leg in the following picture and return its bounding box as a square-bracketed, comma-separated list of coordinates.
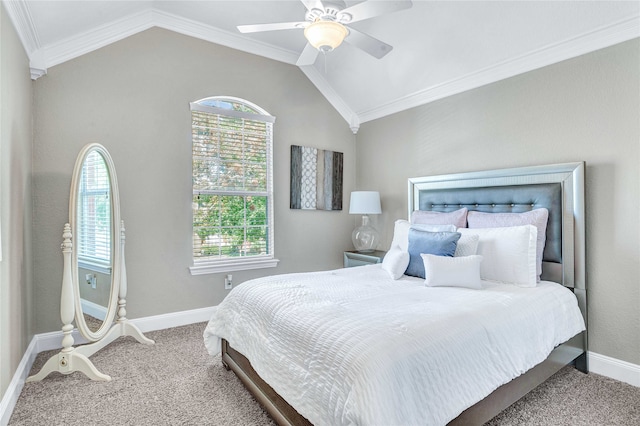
[69, 352, 111, 381]
[26, 354, 64, 382]
[120, 320, 155, 345]
[26, 349, 111, 382]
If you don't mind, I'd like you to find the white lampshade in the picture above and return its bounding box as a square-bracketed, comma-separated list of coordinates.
[349, 191, 382, 215]
[304, 20, 348, 53]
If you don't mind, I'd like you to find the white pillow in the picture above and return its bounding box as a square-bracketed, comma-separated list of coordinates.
[454, 233, 480, 257]
[382, 245, 410, 280]
[390, 219, 457, 252]
[458, 225, 537, 287]
[467, 209, 548, 281]
[421, 254, 483, 289]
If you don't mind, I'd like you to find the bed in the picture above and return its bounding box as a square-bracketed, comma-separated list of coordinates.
[204, 162, 588, 425]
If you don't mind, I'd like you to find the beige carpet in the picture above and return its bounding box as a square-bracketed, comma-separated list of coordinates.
[9, 323, 640, 425]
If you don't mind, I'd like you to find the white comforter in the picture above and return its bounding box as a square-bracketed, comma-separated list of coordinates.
[204, 264, 585, 426]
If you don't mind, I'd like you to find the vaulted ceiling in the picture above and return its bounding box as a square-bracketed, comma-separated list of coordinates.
[4, 0, 639, 133]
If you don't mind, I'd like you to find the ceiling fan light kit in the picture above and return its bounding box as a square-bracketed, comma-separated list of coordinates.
[304, 20, 348, 52]
[237, 0, 413, 66]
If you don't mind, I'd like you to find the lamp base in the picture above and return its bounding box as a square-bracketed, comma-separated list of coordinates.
[352, 215, 379, 253]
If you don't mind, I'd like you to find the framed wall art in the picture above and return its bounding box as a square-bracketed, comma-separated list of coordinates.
[290, 145, 343, 210]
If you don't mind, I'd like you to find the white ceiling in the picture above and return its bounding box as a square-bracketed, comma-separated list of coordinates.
[4, 0, 639, 133]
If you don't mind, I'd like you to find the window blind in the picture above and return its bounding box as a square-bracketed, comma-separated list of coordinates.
[78, 150, 111, 266]
[191, 99, 274, 263]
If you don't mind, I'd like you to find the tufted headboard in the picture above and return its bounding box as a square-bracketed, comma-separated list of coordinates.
[408, 163, 585, 295]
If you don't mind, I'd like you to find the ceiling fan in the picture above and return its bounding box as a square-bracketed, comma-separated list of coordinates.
[237, 0, 413, 66]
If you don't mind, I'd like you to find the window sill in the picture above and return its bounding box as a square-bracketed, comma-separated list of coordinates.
[189, 257, 280, 275]
[78, 259, 112, 275]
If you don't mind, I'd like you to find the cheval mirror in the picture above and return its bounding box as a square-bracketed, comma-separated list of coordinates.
[28, 143, 154, 382]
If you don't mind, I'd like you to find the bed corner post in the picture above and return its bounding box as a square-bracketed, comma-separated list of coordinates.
[221, 339, 231, 371]
[574, 351, 588, 373]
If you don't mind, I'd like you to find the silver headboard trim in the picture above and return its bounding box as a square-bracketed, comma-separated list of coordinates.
[408, 162, 585, 293]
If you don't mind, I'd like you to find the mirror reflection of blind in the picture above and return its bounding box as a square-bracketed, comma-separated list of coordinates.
[78, 151, 111, 266]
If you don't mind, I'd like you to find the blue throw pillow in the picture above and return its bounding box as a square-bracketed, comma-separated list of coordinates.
[405, 229, 461, 278]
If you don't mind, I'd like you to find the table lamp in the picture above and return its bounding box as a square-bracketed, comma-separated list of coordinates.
[349, 191, 382, 252]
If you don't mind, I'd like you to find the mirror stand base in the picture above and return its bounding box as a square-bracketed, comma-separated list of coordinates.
[26, 349, 111, 382]
[116, 320, 155, 346]
[75, 319, 155, 359]
[26, 319, 153, 383]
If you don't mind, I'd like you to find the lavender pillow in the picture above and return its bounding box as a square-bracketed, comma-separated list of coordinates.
[411, 208, 468, 228]
[467, 208, 549, 280]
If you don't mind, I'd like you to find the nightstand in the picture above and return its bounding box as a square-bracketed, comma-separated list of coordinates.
[343, 250, 386, 268]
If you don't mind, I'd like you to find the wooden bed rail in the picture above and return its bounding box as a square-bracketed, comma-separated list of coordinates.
[222, 335, 586, 426]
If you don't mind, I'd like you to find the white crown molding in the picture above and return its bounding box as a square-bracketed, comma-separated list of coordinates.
[2, 0, 40, 55]
[30, 67, 46, 80]
[151, 9, 299, 65]
[18, 5, 299, 79]
[33, 8, 156, 72]
[357, 15, 640, 124]
[7, 1, 638, 126]
[300, 65, 360, 134]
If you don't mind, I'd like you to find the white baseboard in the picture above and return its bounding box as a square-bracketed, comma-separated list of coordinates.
[1, 310, 636, 426]
[588, 351, 640, 387]
[0, 306, 215, 426]
[128, 306, 215, 334]
[0, 337, 38, 426]
[80, 298, 107, 321]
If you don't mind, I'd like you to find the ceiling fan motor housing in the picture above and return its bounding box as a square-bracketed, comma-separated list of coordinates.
[306, 1, 353, 24]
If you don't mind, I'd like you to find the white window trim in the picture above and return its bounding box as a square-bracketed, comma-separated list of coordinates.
[190, 102, 276, 123]
[78, 258, 112, 275]
[189, 96, 278, 275]
[189, 256, 279, 275]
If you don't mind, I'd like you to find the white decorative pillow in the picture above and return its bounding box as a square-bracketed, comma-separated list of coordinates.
[382, 245, 410, 280]
[390, 219, 456, 252]
[421, 254, 483, 289]
[467, 209, 548, 281]
[454, 233, 480, 257]
[457, 225, 537, 287]
[411, 208, 468, 228]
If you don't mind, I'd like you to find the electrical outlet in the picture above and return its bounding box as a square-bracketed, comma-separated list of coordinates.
[224, 274, 233, 290]
[86, 273, 97, 289]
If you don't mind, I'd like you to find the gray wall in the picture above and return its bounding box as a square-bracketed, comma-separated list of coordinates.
[78, 267, 111, 308]
[0, 5, 34, 400]
[356, 39, 640, 365]
[32, 28, 356, 334]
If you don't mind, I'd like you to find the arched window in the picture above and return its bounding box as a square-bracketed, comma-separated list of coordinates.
[189, 97, 278, 274]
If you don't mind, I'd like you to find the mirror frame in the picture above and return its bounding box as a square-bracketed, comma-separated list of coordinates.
[69, 143, 121, 342]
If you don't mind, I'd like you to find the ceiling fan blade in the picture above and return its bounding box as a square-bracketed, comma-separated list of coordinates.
[237, 21, 308, 33]
[300, 0, 324, 12]
[344, 27, 393, 59]
[340, 0, 413, 23]
[296, 43, 320, 66]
